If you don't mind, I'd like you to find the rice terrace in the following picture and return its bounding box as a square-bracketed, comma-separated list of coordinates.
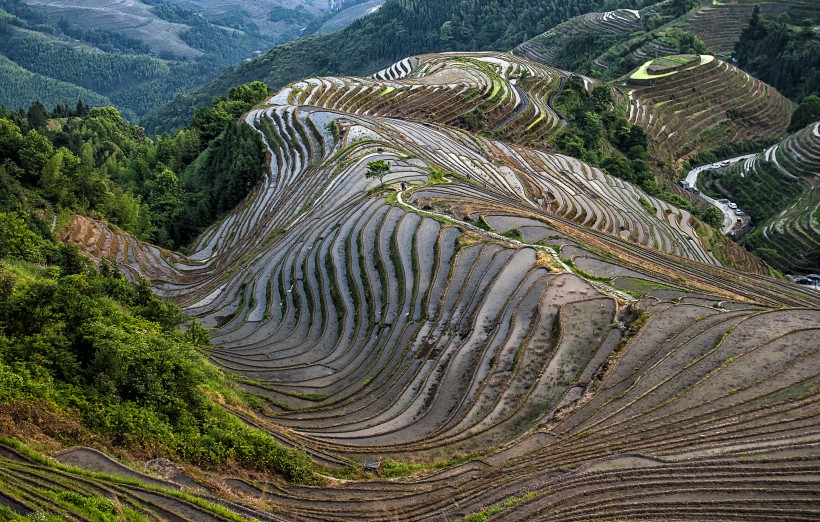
[0, 0, 818, 521]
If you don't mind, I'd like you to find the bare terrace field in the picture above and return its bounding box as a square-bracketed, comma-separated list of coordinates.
[45, 51, 820, 521]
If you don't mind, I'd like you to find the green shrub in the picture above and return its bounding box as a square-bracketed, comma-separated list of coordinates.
[0, 221, 315, 483]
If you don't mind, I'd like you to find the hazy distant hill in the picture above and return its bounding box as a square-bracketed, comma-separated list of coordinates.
[0, 0, 378, 119]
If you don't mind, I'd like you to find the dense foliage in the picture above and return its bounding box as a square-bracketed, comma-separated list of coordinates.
[0, 82, 269, 249]
[0, 219, 314, 482]
[551, 76, 719, 227]
[552, 76, 654, 191]
[734, 7, 819, 101]
[143, 0, 660, 134]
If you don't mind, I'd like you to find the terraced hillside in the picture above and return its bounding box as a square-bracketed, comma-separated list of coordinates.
[0, 441, 280, 521]
[512, 3, 711, 78]
[20, 51, 820, 520]
[700, 122, 820, 274]
[272, 52, 569, 146]
[683, 0, 817, 57]
[626, 54, 792, 163]
[514, 8, 642, 69]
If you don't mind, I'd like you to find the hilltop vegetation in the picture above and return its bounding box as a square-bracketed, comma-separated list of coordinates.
[0, 82, 269, 249]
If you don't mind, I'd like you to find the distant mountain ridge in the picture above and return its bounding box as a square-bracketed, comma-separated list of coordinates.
[0, 0, 378, 119]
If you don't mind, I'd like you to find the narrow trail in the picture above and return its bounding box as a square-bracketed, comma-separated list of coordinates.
[492, 84, 530, 132]
[547, 75, 567, 121]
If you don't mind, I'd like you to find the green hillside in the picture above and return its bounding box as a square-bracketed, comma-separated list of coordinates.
[0, 0, 378, 121]
[698, 120, 820, 273]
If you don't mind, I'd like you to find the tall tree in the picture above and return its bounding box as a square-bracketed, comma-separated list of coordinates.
[365, 160, 391, 188]
[27, 100, 48, 130]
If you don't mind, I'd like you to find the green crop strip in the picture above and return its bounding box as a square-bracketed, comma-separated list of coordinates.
[462, 492, 537, 522]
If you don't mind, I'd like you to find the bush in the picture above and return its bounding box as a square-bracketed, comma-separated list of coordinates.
[0, 222, 316, 483]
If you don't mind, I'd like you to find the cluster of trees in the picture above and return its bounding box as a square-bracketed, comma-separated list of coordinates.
[143, 0, 664, 134]
[552, 77, 723, 228]
[0, 215, 315, 482]
[789, 95, 820, 133]
[734, 6, 819, 102]
[0, 81, 270, 249]
[553, 76, 654, 191]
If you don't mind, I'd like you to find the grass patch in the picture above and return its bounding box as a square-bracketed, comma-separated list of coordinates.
[462, 492, 537, 522]
[500, 228, 523, 241]
[475, 215, 494, 232]
[327, 453, 481, 480]
[638, 197, 655, 214]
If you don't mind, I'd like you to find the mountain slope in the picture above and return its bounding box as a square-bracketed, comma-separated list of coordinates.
[141, 0, 666, 134]
[626, 54, 792, 163]
[514, 0, 818, 91]
[698, 121, 820, 274]
[41, 50, 820, 521]
[683, 0, 817, 57]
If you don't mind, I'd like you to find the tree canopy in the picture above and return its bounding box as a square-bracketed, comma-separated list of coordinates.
[365, 159, 391, 187]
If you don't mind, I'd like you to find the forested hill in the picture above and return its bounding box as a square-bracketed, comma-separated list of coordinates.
[0, 82, 271, 251]
[734, 6, 819, 101]
[0, 0, 380, 122]
[142, 0, 662, 134]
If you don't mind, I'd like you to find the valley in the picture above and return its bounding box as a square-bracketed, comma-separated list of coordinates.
[0, 0, 818, 520]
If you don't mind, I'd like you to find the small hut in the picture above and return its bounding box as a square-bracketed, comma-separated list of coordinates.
[363, 460, 383, 475]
